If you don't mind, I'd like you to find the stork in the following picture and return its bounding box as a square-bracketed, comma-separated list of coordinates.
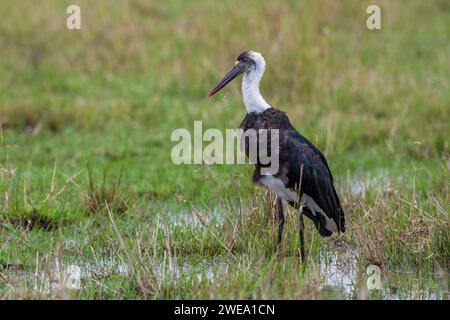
[208, 51, 345, 261]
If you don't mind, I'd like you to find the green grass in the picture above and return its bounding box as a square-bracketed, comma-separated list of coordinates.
[0, 0, 449, 299]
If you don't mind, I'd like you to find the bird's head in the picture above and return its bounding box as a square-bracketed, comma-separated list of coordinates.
[208, 51, 265, 97]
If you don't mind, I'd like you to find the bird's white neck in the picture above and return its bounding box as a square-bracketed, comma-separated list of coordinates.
[242, 68, 271, 114]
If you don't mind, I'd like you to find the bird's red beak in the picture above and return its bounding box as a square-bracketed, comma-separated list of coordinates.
[208, 63, 244, 97]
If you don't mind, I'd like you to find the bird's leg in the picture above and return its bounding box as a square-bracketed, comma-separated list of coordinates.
[296, 165, 306, 264]
[298, 210, 306, 263]
[276, 197, 285, 256]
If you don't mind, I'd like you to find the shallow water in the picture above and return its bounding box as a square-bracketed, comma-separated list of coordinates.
[316, 246, 447, 299]
[6, 247, 446, 299]
[350, 169, 399, 196]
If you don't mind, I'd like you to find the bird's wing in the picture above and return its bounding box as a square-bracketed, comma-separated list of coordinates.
[282, 130, 345, 235]
[239, 108, 345, 235]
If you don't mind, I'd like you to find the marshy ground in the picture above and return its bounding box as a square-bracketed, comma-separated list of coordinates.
[0, 0, 448, 299]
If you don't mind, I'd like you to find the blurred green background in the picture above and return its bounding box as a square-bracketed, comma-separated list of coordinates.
[0, 1, 448, 201]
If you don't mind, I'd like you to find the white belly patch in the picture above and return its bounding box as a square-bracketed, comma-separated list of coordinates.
[260, 176, 298, 202]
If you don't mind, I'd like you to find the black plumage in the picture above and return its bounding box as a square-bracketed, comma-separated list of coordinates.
[240, 108, 345, 237]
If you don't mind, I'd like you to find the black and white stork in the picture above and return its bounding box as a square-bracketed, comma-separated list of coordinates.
[208, 51, 345, 260]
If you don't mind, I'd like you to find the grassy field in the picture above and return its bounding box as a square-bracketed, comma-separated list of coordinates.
[0, 0, 448, 299]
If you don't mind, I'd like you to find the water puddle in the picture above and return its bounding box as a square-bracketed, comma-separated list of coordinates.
[3, 248, 446, 299]
[350, 169, 399, 196]
[316, 246, 447, 299]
